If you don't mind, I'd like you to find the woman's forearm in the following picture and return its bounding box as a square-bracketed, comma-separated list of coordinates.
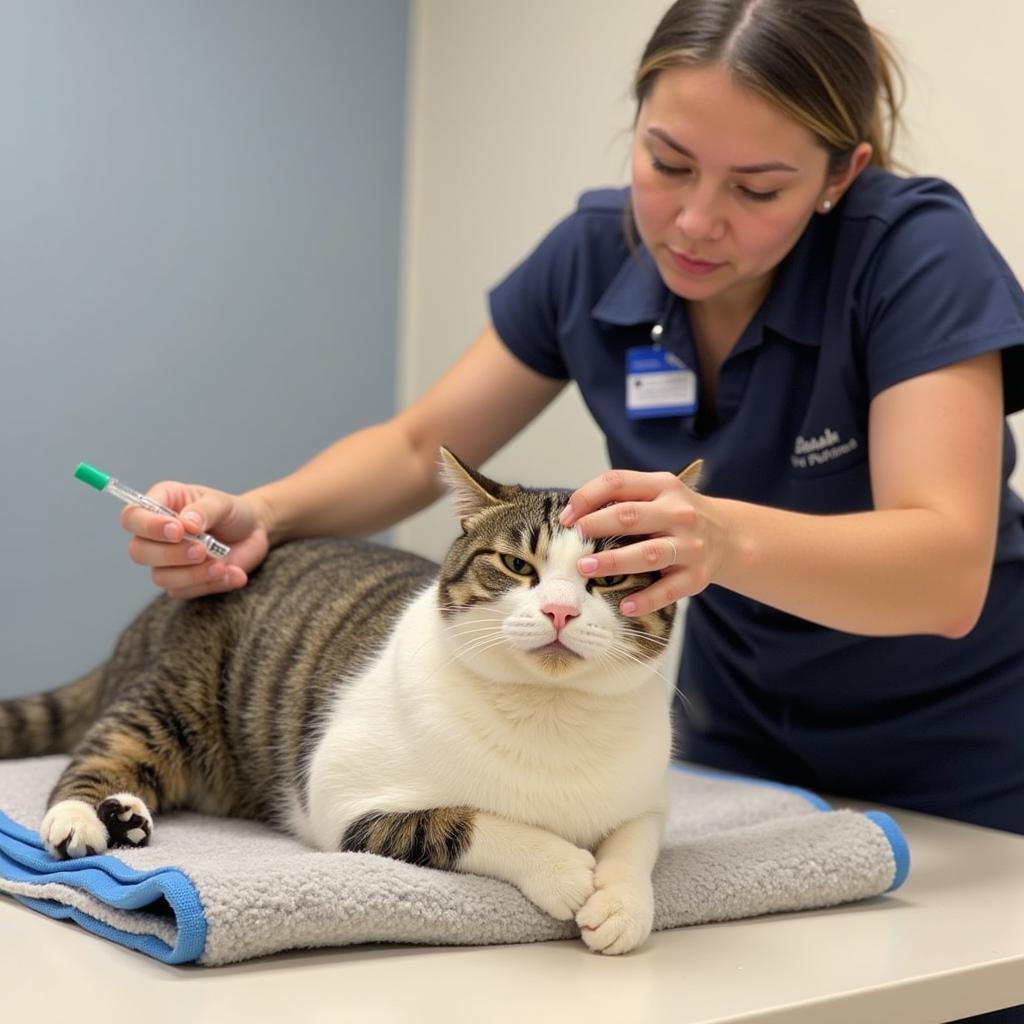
[710, 497, 995, 638]
[245, 420, 445, 546]
[243, 327, 567, 547]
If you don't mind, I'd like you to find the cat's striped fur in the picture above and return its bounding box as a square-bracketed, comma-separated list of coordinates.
[0, 450, 698, 953]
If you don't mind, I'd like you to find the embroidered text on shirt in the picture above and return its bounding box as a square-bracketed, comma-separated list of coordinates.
[791, 428, 860, 469]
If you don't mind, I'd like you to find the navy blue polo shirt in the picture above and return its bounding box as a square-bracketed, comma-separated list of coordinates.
[489, 167, 1024, 830]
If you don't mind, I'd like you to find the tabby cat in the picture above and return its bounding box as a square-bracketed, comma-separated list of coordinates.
[0, 449, 699, 955]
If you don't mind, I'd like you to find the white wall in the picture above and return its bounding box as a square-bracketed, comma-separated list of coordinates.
[397, 0, 1024, 559]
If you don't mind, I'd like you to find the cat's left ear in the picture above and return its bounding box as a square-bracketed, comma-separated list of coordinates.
[677, 459, 703, 490]
[438, 447, 513, 531]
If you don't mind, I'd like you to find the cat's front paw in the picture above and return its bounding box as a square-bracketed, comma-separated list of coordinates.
[518, 844, 596, 921]
[41, 799, 109, 860]
[576, 874, 654, 955]
[98, 793, 153, 848]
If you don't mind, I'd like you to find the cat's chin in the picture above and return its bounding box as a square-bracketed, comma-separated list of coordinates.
[458, 642, 661, 694]
[523, 642, 586, 679]
[530, 640, 583, 661]
[519, 641, 652, 689]
[462, 642, 591, 685]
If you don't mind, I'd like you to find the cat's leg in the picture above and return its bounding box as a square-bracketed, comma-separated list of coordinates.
[41, 792, 153, 860]
[342, 808, 596, 920]
[41, 707, 193, 860]
[574, 809, 664, 955]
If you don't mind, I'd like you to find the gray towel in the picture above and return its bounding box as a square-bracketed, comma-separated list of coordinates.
[0, 755, 908, 966]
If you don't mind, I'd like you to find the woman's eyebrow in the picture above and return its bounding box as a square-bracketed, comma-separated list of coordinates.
[646, 127, 799, 174]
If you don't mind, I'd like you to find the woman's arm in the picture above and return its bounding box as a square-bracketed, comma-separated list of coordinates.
[248, 324, 566, 543]
[563, 351, 1004, 638]
[125, 325, 564, 598]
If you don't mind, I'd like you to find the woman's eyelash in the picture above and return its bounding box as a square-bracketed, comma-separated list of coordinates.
[737, 186, 780, 203]
[650, 157, 689, 176]
[649, 158, 780, 203]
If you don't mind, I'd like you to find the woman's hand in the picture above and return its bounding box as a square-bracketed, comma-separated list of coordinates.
[558, 469, 723, 616]
[120, 483, 271, 600]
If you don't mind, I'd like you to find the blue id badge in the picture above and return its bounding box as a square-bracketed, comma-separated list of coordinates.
[626, 346, 698, 419]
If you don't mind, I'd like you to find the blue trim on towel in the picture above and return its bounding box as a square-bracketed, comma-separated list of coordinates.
[670, 761, 832, 810]
[0, 809, 206, 964]
[865, 811, 911, 892]
[671, 762, 912, 893]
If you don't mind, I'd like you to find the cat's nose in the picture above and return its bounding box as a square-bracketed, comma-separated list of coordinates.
[542, 603, 579, 633]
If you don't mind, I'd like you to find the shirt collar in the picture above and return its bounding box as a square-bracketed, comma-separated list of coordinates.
[759, 216, 830, 348]
[591, 246, 667, 327]
[592, 215, 830, 348]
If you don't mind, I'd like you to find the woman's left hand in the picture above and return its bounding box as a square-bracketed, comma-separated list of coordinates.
[558, 469, 722, 616]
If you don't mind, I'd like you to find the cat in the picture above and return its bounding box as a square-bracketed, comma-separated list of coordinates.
[0, 448, 700, 955]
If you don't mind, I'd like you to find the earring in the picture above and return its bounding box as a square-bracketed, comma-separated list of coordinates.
[820, 198, 833, 213]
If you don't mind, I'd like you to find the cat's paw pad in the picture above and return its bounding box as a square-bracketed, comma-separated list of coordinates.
[576, 878, 654, 955]
[98, 794, 153, 848]
[40, 799, 109, 860]
[520, 846, 597, 921]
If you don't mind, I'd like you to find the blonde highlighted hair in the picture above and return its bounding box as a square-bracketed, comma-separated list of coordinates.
[634, 0, 904, 175]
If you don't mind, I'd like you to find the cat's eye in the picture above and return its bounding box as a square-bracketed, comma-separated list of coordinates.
[592, 574, 627, 588]
[500, 553, 536, 577]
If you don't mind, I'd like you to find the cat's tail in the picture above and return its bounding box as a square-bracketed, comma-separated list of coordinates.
[0, 668, 105, 758]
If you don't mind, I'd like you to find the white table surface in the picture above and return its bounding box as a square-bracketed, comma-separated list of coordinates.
[3, 801, 1023, 1024]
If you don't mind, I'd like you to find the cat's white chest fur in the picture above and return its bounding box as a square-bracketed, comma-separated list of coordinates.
[297, 582, 671, 852]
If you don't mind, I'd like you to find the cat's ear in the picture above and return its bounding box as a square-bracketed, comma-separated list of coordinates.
[677, 459, 703, 490]
[438, 447, 510, 531]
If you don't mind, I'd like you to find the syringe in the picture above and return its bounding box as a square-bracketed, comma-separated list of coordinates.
[74, 462, 231, 559]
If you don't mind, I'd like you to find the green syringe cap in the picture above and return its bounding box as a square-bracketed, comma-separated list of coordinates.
[74, 462, 111, 491]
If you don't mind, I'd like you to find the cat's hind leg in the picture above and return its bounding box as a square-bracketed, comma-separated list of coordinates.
[41, 794, 153, 859]
[42, 702, 193, 860]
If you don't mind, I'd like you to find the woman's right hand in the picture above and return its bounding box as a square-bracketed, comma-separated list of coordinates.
[120, 482, 271, 600]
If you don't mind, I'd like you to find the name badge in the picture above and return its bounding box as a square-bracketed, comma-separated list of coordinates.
[626, 346, 698, 419]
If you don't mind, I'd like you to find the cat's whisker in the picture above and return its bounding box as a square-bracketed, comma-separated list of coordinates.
[436, 615, 487, 624]
[613, 662, 692, 713]
[409, 620, 509, 660]
[441, 630, 506, 645]
[439, 617, 508, 630]
[435, 606, 506, 619]
[602, 641, 681, 697]
[442, 639, 509, 666]
[443, 621, 509, 635]
[418, 634, 512, 686]
[602, 648, 665, 682]
[444, 622, 507, 638]
[673, 689, 695, 714]
[594, 650, 630, 678]
[440, 624, 510, 656]
[408, 632, 459, 660]
[596, 642, 642, 671]
[436, 611, 507, 622]
[591, 650, 663, 696]
[605, 643, 694, 713]
[604, 636, 666, 663]
[610, 630, 675, 655]
[617, 629, 672, 647]
[449, 635, 510, 661]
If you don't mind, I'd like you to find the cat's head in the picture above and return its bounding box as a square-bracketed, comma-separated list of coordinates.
[435, 448, 701, 697]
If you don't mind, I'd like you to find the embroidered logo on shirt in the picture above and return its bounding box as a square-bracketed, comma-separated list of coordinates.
[790, 428, 860, 469]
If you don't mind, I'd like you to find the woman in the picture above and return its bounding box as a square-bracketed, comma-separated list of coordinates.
[124, 1, 1024, 841]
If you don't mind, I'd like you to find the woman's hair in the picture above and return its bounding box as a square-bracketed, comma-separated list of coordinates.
[634, 0, 904, 175]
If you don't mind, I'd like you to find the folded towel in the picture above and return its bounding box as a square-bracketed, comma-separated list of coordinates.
[0, 755, 908, 966]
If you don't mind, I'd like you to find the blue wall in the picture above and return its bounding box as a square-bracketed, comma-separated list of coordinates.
[0, 1, 410, 696]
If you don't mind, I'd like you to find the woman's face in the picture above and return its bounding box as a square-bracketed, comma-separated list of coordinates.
[631, 63, 842, 314]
